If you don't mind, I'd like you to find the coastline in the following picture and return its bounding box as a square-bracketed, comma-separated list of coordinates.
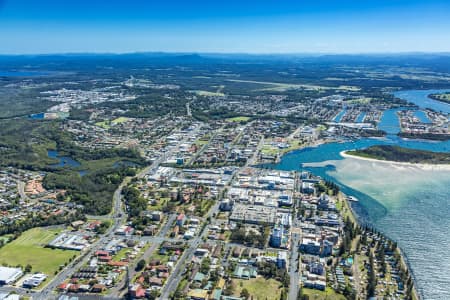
[342, 194, 421, 300]
[340, 150, 450, 171]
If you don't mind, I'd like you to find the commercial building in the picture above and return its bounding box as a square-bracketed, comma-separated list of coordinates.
[22, 273, 47, 288]
[0, 267, 23, 285]
[276, 251, 288, 269]
[229, 203, 277, 226]
[219, 199, 233, 211]
[270, 226, 289, 248]
[48, 233, 89, 251]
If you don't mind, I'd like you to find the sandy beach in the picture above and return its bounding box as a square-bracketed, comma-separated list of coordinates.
[340, 150, 450, 171]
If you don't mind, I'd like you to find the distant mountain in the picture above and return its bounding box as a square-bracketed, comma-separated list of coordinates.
[1, 52, 450, 71]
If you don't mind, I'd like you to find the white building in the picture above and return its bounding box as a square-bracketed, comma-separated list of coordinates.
[22, 273, 47, 288]
[0, 267, 23, 285]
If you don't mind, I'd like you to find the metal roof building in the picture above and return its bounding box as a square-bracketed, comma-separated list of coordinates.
[0, 266, 23, 285]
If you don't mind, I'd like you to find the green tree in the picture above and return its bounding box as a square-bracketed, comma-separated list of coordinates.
[241, 288, 250, 299]
[25, 264, 32, 273]
[135, 259, 146, 271]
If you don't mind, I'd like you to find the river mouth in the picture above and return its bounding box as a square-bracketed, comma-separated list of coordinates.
[271, 143, 450, 299]
[266, 89, 450, 299]
[330, 156, 450, 299]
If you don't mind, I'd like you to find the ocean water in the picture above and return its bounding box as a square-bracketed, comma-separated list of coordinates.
[268, 90, 450, 299]
[0, 71, 49, 77]
[303, 158, 450, 299]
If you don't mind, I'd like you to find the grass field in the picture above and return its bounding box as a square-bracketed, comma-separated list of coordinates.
[233, 277, 283, 300]
[113, 248, 131, 262]
[301, 287, 346, 300]
[95, 120, 110, 129]
[78, 157, 123, 171]
[261, 140, 303, 156]
[149, 253, 170, 264]
[226, 116, 251, 122]
[112, 117, 130, 124]
[226, 79, 359, 92]
[194, 138, 209, 147]
[0, 228, 78, 280]
[192, 90, 225, 97]
[148, 197, 170, 211]
[95, 117, 129, 129]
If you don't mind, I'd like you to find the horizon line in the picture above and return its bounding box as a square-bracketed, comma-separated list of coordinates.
[1, 50, 450, 57]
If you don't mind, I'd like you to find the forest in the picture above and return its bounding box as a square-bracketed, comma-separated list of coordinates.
[347, 145, 450, 164]
[0, 118, 144, 215]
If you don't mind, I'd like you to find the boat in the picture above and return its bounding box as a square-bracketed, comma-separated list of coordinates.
[347, 196, 359, 202]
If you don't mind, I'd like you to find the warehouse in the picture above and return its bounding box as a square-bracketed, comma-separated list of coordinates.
[0, 266, 23, 285]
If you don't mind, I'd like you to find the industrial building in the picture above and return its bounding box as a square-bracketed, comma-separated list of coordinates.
[0, 267, 23, 285]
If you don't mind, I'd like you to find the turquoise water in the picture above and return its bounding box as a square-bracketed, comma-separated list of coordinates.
[268, 90, 450, 299]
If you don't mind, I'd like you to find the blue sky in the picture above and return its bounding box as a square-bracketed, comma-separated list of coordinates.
[0, 0, 449, 54]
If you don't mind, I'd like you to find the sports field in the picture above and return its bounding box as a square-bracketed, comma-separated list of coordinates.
[0, 228, 78, 279]
[226, 116, 251, 122]
[112, 117, 130, 124]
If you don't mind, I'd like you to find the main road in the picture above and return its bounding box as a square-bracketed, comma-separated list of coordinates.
[158, 201, 220, 299]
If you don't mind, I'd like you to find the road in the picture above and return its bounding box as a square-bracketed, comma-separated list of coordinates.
[17, 180, 29, 202]
[247, 135, 264, 166]
[109, 213, 177, 297]
[8, 124, 204, 299]
[159, 132, 264, 300]
[186, 125, 223, 166]
[186, 102, 192, 117]
[288, 230, 301, 300]
[34, 176, 131, 300]
[158, 201, 220, 299]
[288, 173, 302, 300]
[0, 122, 233, 299]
